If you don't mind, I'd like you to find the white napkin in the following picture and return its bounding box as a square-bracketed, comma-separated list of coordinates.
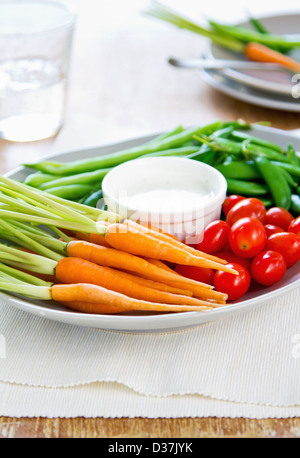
[0, 286, 299, 418]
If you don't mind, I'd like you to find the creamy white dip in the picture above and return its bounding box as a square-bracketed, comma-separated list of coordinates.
[119, 188, 215, 213]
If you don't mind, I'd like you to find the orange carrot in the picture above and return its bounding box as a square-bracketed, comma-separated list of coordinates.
[122, 273, 193, 296]
[141, 258, 226, 300]
[58, 300, 129, 314]
[66, 240, 216, 291]
[245, 42, 300, 72]
[55, 257, 226, 304]
[75, 221, 111, 247]
[104, 223, 237, 274]
[139, 221, 179, 239]
[145, 258, 180, 273]
[123, 219, 228, 265]
[75, 231, 111, 247]
[51, 283, 215, 314]
[66, 240, 229, 301]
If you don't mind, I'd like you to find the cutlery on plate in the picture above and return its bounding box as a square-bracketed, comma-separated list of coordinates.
[168, 57, 288, 71]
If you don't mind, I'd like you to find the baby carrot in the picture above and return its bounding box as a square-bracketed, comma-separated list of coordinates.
[104, 223, 237, 274]
[58, 300, 131, 314]
[75, 232, 111, 247]
[115, 273, 193, 296]
[122, 219, 228, 265]
[75, 220, 111, 247]
[245, 42, 300, 73]
[66, 240, 216, 290]
[144, 258, 175, 272]
[55, 257, 223, 306]
[51, 283, 214, 313]
[66, 240, 227, 302]
[143, 257, 226, 301]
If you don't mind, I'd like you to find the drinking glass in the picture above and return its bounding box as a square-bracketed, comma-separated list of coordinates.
[0, 0, 75, 142]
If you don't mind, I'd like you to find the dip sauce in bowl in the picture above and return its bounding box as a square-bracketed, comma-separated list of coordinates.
[102, 157, 227, 243]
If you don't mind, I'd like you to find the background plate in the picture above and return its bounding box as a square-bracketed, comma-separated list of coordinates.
[207, 12, 300, 96]
[201, 68, 300, 111]
[2, 125, 300, 332]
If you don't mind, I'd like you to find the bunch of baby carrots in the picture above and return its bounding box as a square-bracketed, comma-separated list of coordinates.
[0, 176, 236, 315]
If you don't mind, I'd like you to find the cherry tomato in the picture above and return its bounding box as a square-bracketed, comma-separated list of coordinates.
[264, 224, 285, 238]
[264, 207, 294, 231]
[214, 251, 251, 271]
[226, 198, 266, 226]
[266, 232, 300, 268]
[228, 217, 267, 258]
[214, 262, 251, 301]
[196, 220, 230, 254]
[175, 265, 215, 286]
[222, 195, 245, 216]
[250, 250, 286, 286]
[288, 216, 300, 236]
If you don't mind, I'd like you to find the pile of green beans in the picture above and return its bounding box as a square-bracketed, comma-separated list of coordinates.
[23, 120, 300, 214]
[23, 120, 223, 206]
[190, 126, 300, 214]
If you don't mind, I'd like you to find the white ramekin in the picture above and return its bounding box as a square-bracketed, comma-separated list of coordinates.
[101, 157, 227, 243]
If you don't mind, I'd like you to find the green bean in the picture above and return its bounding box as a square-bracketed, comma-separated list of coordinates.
[208, 20, 300, 50]
[194, 136, 244, 159]
[77, 189, 96, 204]
[253, 156, 291, 210]
[291, 194, 300, 215]
[270, 161, 300, 178]
[248, 14, 269, 34]
[222, 119, 250, 130]
[142, 146, 200, 158]
[24, 121, 223, 176]
[278, 168, 298, 188]
[230, 130, 284, 153]
[226, 178, 268, 196]
[24, 171, 57, 187]
[39, 168, 112, 191]
[146, 125, 184, 144]
[222, 155, 235, 165]
[187, 147, 217, 165]
[209, 137, 243, 154]
[209, 126, 234, 139]
[82, 190, 103, 208]
[215, 161, 261, 180]
[243, 141, 290, 162]
[45, 184, 95, 200]
[287, 143, 300, 166]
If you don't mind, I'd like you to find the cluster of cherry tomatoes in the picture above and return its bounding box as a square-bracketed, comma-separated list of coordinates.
[176, 196, 300, 302]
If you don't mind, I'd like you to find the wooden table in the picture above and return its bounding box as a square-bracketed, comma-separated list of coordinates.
[0, 0, 299, 438]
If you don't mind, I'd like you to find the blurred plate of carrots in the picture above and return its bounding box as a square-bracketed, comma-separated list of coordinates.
[207, 12, 300, 96]
[145, 3, 300, 98]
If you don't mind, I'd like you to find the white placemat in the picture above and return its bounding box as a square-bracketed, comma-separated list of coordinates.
[0, 286, 299, 418]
